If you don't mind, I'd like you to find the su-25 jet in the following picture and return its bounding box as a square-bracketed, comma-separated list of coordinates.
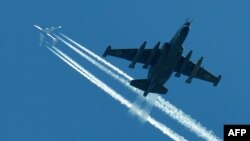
[34, 25, 62, 46]
[103, 20, 222, 97]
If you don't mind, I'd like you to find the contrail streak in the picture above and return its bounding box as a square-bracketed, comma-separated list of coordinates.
[59, 33, 132, 80]
[55, 35, 154, 122]
[129, 95, 153, 123]
[56, 34, 155, 119]
[58, 34, 221, 141]
[47, 46, 187, 141]
[54, 35, 130, 86]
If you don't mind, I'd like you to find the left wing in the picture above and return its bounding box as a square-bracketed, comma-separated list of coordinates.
[175, 55, 221, 86]
[103, 42, 161, 68]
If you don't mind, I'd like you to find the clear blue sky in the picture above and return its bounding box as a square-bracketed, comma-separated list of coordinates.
[1, 0, 250, 141]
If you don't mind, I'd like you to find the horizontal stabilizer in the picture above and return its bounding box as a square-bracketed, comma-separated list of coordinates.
[130, 79, 168, 94]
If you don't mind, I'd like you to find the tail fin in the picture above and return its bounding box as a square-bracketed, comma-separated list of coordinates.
[130, 79, 168, 94]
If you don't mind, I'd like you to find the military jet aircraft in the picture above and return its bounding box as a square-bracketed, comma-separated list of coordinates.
[34, 25, 62, 46]
[103, 20, 221, 97]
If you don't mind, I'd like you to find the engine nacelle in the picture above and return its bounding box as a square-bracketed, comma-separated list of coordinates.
[129, 41, 147, 68]
[186, 57, 204, 83]
[143, 42, 161, 69]
[175, 50, 193, 77]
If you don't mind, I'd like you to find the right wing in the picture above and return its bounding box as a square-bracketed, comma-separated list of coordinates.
[103, 42, 161, 68]
[103, 47, 153, 63]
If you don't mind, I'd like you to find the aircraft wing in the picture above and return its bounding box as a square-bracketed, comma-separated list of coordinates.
[103, 43, 161, 68]
[175, 56, 221, 86]
[103, 48, 149, 62]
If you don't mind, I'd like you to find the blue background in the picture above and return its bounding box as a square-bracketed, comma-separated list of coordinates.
[1, 0, 250, 140]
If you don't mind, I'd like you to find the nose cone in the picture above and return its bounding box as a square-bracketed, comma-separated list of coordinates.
[180, 21, 191, 35]
[181, 25, 189, 35]
[185, 21, 191, 27]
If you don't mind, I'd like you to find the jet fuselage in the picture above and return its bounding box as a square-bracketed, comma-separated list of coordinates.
[103, 20, 221, 96]
[147, 22, 190, 93]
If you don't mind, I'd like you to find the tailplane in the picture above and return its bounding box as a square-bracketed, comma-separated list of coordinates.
[130, 79, 168, 96]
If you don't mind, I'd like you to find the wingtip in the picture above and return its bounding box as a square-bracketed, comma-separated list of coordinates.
[213, 75, 222, 86]
[103, 46, 111, 57]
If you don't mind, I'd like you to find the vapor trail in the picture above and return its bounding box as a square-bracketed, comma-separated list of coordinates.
[59, 33, 133, 80]
[58, 34, 221, 141]
[47, 46, 187, 141]
[55, 34, 148, 100]
[56, 34, 154, 118]
[54, 35, 130, 86]
[55, 35, 154, 121]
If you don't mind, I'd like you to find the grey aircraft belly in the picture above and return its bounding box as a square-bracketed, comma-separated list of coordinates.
[103, 19, 221, 97]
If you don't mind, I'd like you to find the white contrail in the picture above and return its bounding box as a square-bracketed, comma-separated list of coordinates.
[59, 33, 132, 80]
[47, 46, 187, 141]
[58, 34, 221, 141]
[56, 34, 155, 119]
[129, 95, 153, 123]
[54, 35, 130, 85]
[55, 34, 148, 99]
[55, 35, 153, 122]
